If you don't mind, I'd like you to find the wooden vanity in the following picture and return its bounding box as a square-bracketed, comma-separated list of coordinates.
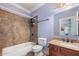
[49, 39, 79, 56]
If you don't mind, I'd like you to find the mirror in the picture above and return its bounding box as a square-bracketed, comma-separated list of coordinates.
[59, 16, 77, 36]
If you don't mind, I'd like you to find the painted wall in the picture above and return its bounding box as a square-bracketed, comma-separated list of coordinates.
[30, 3, 56, 41]
[37, 16, 54, 42]
[30, 3, 79, 42]
[31, 3, 57, 21]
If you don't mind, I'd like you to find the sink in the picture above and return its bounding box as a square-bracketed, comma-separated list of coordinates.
[57, 40, 79, 50]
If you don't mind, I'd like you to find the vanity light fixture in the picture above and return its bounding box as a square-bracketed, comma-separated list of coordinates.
[58, 3, 65, 8]
[58, 3, 70, 8]
[76, 11, 79, 22]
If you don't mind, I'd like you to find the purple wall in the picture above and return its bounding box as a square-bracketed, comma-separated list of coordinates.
[30, 3, 57, 20]
[30, 3, 79, 42]
[30, 3, 56, 41]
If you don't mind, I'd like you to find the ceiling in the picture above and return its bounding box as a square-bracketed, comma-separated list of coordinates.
[10, 3, 79, 15]
[16, 3, 45, 13]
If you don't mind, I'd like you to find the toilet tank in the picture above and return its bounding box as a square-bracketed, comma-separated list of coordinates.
[38, 38, 47, 46]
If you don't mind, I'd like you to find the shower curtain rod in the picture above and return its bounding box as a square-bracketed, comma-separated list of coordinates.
[32, 17, 49, 23]
[38, 19, 49, 23]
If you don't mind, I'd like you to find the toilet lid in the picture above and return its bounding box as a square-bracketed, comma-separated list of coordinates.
[32, 45, 43, 49]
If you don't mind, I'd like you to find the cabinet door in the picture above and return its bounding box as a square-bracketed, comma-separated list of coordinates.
[49, 44, 61, 56]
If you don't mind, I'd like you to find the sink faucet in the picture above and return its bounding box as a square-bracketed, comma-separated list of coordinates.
[64, 35, 71, 42]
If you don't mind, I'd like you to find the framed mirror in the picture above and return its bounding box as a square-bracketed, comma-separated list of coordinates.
[59, 16, 77, 36]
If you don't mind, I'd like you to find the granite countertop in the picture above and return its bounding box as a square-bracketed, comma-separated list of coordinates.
[49, 39, 79, 51]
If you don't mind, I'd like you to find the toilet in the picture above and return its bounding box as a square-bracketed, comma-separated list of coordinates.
[32, 38, 47, 56]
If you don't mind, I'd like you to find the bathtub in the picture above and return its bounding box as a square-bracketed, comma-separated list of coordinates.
[2, 42, 36, 56]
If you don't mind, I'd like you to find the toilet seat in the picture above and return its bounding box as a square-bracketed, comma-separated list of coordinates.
[33, 45, 43, 49]
[32, 45, 43, 52]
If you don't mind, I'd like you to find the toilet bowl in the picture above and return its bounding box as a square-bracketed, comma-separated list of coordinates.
[32, 45, 43, 52]
[32, 38, 47, 56]
[32, 45, 43, 56]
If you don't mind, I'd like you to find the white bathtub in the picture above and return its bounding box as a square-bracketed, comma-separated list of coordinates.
[2, 42, 36, 56]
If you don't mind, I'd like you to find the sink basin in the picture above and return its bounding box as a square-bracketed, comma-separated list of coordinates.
[57, 40, 79, 51]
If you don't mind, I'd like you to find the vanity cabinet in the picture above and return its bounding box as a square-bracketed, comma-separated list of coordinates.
[49, 44, 79, 56]
[60, 47, 79, 56]
[49, 44, 61, 56]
